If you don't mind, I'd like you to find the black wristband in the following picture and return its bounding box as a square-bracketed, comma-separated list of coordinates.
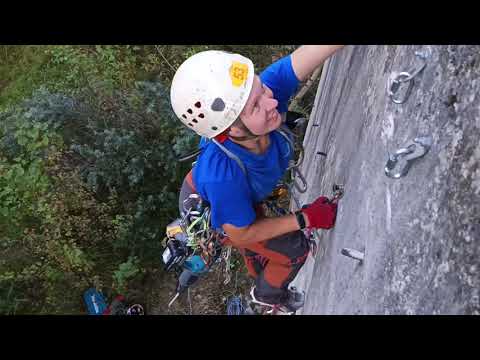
[295, 210, 306, 230]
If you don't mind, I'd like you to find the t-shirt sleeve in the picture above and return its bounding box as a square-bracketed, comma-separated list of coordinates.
[259, 55, 300, 114]
[203, 177, 256, 230]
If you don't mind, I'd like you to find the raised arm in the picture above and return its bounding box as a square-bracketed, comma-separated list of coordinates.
[290, 45, 344, 82]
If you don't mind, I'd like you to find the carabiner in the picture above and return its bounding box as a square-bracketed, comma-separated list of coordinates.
[388, 72, 415, 104]
[287, 183, 302, 209]
[286, 145, 305, 170]
[291, 166, 308, 193]
[385, 136, 432, 179]
[388, 51, 428, 104]
[294, 147, 305, 168]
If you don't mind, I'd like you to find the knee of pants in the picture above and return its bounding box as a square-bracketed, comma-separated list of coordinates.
[257, 253, 307, 292]
[262, 262, 295, 289]
[264, 231, 310, 262]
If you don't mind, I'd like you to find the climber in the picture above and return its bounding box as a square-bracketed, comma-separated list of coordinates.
[171, 45, 344, 312]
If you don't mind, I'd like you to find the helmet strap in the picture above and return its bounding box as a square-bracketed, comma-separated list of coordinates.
[227, 117, 260, 142]
[228, 133, 260, 141]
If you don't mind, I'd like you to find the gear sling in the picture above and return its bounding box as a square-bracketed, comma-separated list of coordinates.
[178, 126, 310, 305]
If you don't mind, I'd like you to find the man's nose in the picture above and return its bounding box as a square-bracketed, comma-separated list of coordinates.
[262, 96, 278, 110]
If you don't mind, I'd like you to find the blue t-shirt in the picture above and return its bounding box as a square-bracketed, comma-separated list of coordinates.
[193, 55, 300, 229]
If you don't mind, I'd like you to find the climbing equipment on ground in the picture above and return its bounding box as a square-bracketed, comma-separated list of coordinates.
[385, 135, 433, 178]
[83, 289, 145, 315]
[126, 304, 145, 315]
[226, 296, 245, 315]
[83, 288, 108, 315]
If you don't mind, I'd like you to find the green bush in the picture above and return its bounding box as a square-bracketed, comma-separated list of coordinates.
[0, 120, 60, 241]
[68, 81, 196, 261]
[0, 80, 193, 313]
[113, 256, 142, 294]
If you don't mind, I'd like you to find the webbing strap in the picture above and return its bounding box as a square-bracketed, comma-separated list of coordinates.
[212, 128, 295, 188]
[211, 138, 248, 177]
[189, 127, 295, 194]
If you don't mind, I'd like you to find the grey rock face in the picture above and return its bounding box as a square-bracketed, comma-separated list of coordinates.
[291, 45, 479, 315]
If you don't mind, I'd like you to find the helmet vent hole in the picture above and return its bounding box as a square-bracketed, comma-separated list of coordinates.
[187, 109, 193, 114]
[211, 98, 225, 112]
[192, 119, 198, 123]
[198, 113, 205, 118]
[182, 114, 187, 119]
[195, 102, 201, 108]
[188, 123, 193, 127]
[211, 126, 218, 131]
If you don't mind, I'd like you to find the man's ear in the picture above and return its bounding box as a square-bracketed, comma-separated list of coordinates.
[227, 125, 243, 137]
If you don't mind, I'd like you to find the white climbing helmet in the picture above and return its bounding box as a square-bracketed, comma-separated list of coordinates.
[170, 50, 255, 139]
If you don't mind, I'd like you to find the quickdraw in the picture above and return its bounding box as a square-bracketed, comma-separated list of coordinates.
[388, 50, 428, 104]
[385, 136, 432, 179]
[278, 125, 308, 194]
[222, 246, 232, 285]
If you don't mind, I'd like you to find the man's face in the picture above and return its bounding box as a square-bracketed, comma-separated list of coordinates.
[238, 75, 282, 136]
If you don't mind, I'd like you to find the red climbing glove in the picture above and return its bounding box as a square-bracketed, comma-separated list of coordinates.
[301, 196, 337, 229]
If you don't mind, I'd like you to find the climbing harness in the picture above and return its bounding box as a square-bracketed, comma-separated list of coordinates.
[388, 51, 428, 104]
[163, 194, 225, 308]
[385, 135, 432, 179]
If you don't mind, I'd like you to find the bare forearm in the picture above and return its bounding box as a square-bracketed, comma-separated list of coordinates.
[224, 213, 309, 247]
[291, 45, 344, 82]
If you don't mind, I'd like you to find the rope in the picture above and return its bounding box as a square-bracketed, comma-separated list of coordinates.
[187, 287, 193, 315]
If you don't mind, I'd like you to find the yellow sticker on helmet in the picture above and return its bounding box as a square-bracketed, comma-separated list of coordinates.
[229, 61, 249, 87]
